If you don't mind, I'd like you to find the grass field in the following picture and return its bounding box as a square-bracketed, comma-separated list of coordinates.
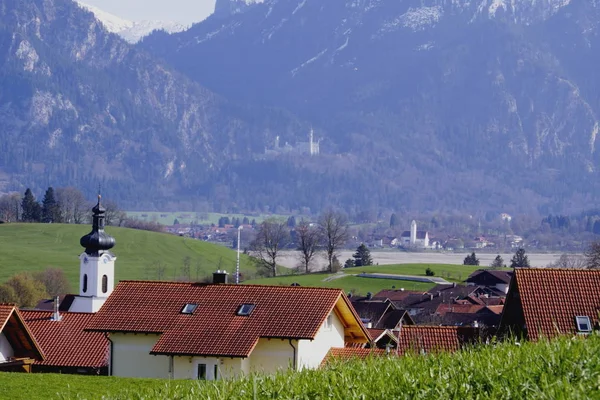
[245, 263, 489, 295]
[0, 335, 598, 399]
[0, 224, 255, 287]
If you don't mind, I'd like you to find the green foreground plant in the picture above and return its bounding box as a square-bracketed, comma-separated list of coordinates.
[1, 335, 599, 400]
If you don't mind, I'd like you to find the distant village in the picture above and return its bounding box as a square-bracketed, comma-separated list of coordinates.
[1, 197, 599, 381]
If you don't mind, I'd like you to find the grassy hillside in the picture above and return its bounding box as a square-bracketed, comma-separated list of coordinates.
[0, 224, 255, 286]
[245, 263, 488, 295]
[1, 335, 598, 399]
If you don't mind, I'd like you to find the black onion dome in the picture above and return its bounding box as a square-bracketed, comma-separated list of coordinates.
[80, 195, 115, 256]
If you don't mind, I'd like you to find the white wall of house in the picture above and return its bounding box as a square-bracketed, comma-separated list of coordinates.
[297, 311, 345, 370]
[0, 332, 14, 362]
[173, 356, 244, 380]
[111, 333, 168, 378]
[249, 338, 296, 374]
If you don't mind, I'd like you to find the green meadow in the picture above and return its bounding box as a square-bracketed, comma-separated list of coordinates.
[0, 223, 255, 286]
[245, 263, 491, 295]
[0, 335, 598, 399]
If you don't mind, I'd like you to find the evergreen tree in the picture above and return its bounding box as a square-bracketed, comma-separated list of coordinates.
[389, 213, 398, 228]
[353, 243, 373, 267]
[287, 216, 296, 228]
[242, 216, 250, 225]
[41, 187, 59, 223]
[463, 252, 480, 266]
[21, 188, 41, 222]
[490, 255, 505, 269]
[510, 248, 530, 268]
[344, 258, 355, 268]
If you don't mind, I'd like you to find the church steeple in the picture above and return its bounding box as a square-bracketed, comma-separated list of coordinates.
[80, 194, 115, 256]
[70, 193, 117, 313]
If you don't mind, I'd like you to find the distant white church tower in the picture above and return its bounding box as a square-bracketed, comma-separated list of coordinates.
[410, 220, 417, 246]
[70, 195, 117, 313]
[309, 127, 320, 156]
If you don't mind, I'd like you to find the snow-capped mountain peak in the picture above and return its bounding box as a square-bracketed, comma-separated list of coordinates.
[76, 2, 189, 43]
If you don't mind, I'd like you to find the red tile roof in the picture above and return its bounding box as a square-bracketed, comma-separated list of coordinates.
[87, 281, 368, 357]
[398, 326, 475, 355]
[507, 268, 600, 340]
[322, 347, 387, 365]
[0, 304, 44, 361]
[435, 304, 486, 316]
[21, 311, 108, 368]
[0, 304, 14, 331]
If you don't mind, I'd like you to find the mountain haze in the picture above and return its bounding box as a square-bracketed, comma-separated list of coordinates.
[140, 0, 600, 214]
[0, 0, 306, 210]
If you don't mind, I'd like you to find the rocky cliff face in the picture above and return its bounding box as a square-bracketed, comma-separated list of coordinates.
[139, 0, 600, 213]
[0, 0, 304, 208]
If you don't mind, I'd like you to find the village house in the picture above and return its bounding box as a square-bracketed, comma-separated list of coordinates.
[1, 195, 114, 374]
[323, 325, 480, 362]
[0, 304, 44, 372]
[500, 268, 600, 340]
[86, 275, 370, 380]
[466, 269, 513, 295]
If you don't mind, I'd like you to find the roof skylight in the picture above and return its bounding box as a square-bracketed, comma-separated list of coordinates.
[181, 303, 198, 314]
[236, 303, 255, 316]
[575, 316, 592, 333]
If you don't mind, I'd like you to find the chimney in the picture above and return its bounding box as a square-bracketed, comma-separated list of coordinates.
[212, 270, 229, 284]
[452, 282, 457, 288]
[366, 292, 373, 300]
[52, 296, 62, 322]
[429, 294, 434, 301]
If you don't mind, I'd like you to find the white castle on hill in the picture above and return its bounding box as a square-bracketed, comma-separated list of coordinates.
[266, 128, 320, 156]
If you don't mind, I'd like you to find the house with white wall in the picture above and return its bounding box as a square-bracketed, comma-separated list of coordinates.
[87, 280, 370, 379]
[0, 304, 44, 372]
[400, 220, 430, 248]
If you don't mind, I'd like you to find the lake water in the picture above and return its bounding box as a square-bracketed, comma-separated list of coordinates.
[278, 250, 572, 270]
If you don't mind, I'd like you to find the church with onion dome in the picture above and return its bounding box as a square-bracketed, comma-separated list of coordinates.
[70, 194, 117, 313]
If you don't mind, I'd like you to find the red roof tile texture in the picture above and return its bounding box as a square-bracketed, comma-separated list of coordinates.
[87, 281, 347, 357]
[21, 311, 108, 368]
[513, 268, 600, 340]
[322, 347, 387, 364]
[0, 304, 14, 331]
[398, 326, 468, 354]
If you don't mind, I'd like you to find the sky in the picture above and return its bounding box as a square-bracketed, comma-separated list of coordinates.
[80, 0, 217, 24]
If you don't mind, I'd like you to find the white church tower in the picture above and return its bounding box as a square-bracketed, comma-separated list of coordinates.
[410, 220, 417, 246]
[309, 127, 320, 156]
[70, 195, 117, 313]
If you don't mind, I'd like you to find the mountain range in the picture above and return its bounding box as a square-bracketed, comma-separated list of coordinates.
[76, 2, 189, 43]
[2, 0, 600, 215]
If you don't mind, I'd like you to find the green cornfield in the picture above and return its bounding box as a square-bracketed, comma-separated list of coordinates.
[1, 334, 599, 399]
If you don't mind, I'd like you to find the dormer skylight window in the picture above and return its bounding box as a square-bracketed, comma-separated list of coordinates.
[236, 303, 255, 316]
[575, 316, 592, 333]
[181, 303, 198, 314]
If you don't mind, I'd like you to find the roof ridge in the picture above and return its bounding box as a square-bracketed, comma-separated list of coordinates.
[517, 268, 598, 273]
[118, 280, 345, 291]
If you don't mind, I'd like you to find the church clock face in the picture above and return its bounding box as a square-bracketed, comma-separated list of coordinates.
[83, 256, 89, 264]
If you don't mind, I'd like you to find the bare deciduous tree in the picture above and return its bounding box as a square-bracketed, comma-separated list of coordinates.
[548, 253, 586, 269]
[250, 218, 290, 277]
[0, 193, 21, 222]
[33, 267, 72, 297]
[56, 187, 89, 224]
[584, 242, 600, 269]
[318, 210, 349, 272]
[296, 221, 320, 273]
[104, 199, 127, 226]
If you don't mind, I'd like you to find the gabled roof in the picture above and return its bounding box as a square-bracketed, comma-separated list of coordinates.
[87, 281, 370, 357]
[0, 304, 44, 362]
[500, 268, 600, 340]
[398, 326, 478, 354]
[21, 311, 108, 368]
[467, 269, 513, 285]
